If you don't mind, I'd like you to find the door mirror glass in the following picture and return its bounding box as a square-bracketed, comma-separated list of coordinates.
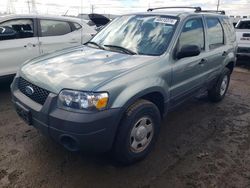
[176, 44, 201, 59]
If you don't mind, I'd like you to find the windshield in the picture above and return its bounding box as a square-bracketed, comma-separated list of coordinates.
[89, 15, 178, 56]
[236, 21, 250, 29]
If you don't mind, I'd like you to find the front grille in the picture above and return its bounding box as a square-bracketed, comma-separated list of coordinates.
[238, 47, 250, 53]
[18, 77, 50, 105]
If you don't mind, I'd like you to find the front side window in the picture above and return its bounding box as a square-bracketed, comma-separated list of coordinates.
[178, 18, 205, 50]
[206, 18, 224, 49]
[90, 15, 178, 56]
[0, 19, 34, 41]
[40, 20, 72, 37]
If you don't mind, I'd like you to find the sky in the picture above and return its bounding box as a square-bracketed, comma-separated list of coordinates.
[0, 0, 250, 16]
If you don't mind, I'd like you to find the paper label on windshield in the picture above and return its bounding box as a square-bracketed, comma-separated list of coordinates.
[154, 17, 177, 25]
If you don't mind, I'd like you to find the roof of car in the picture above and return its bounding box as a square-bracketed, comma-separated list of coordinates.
[0, 14, 82, 23]
[0, 10, 228, 23]
[239, 18, 250, 22]
[128, 10, 228, 19]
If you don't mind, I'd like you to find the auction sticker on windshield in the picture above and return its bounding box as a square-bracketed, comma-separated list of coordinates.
[154, 17, 177, 25]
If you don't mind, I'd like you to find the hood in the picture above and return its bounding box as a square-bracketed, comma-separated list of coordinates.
[20, 46, 155, 94]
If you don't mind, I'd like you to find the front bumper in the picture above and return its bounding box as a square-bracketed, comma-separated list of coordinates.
[11, 77, 122, 152]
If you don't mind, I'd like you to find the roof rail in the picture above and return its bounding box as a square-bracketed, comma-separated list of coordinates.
[147, 6, 202, 12]
[198, 10, 226, 15]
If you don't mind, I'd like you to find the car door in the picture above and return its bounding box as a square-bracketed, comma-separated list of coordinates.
[170, 17, 208, 107]
[38, 19, 82, 54]
[0, 18, 40, 76]
[202, 17, 228, 85]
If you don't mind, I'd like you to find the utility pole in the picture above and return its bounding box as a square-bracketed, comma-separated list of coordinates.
[27, 0, 37, 14]
[217, 0, 220, 11]
[27, 1, 31, 13]
[91, 4, 94, 13]
[31, 0, 37, 13]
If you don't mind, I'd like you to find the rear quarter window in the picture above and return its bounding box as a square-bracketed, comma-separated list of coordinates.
[72, 22, 82, 31]
[222, 18, 236, 43]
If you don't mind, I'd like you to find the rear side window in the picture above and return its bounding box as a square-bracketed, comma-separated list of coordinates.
[206, 18, 224, 49]
[236, 21, 250, 29]
[178, 18, 205, 50]
[0, 19, 34, 41]
[40, 20, 72, 37]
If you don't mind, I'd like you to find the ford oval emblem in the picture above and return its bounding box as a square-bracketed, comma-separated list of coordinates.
[25, 86, 34, 95]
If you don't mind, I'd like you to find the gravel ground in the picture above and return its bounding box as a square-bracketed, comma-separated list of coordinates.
[0, 67, 250, 188]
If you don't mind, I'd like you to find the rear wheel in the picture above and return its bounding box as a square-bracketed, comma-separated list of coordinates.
[208, 67, 231, 102]
[113, 99, 161, 164]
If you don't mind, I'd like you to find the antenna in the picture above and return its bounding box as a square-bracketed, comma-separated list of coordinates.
[80, 0, 83, 45]
[64, 9, 69, 16]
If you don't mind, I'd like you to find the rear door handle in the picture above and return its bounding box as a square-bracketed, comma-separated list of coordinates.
[70, 39, 78, 43]
[199, 58, 207, 65]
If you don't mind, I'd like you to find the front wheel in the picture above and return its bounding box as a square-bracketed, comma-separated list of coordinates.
[208, 67, 231, 102]
[113, 99, 161, 164]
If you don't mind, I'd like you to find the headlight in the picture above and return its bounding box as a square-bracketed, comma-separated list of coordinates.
[58, 90, 109, 111]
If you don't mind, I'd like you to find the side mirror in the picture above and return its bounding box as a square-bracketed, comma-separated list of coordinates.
[176, 45, 201, 59]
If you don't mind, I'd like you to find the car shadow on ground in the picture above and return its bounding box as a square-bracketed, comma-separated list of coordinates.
[0, 76, 14, 92]
[237, 58, 250, 70]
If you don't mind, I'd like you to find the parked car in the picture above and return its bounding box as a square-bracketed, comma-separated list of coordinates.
[0, 14, 96, 77]
[77, 13, 111, 31]
[236, 19, 250, 58]
[11, 7, 237, 164]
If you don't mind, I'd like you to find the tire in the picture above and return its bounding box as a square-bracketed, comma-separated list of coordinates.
[208, 67, 231, 102]
[113, 99, 161, 164]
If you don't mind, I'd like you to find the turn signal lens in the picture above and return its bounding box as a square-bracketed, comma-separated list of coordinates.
[95, 96, 108, 110]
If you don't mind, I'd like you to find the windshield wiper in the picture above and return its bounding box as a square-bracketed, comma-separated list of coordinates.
[104, 44, 137, 55]
[85, 41, 105, 50]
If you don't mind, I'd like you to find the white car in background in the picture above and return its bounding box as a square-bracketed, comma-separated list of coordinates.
[0, 14, 96, 77]
[236, 19, 250, 58]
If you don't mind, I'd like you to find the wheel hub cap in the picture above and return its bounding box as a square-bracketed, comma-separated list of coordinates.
[130, 117, 154, 153]
[220, 75, 228, 96]
[135, 126, 147, 141]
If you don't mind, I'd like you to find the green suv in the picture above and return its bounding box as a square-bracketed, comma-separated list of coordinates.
[11, 7, 237, 164]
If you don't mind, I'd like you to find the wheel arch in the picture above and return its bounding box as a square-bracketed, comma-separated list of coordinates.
[226, 61, 235, 74]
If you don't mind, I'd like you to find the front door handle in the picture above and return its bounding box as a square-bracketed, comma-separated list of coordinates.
[199, 58, 207, 65]
[24, 43, 37, 48]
